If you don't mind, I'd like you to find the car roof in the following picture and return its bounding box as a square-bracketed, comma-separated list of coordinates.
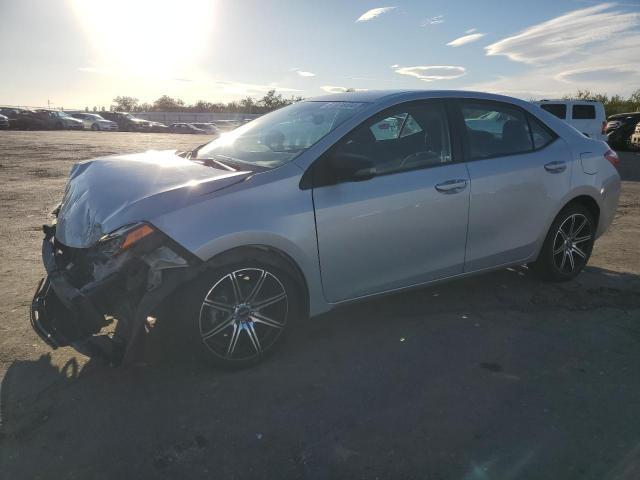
[536, 98, 603, 105]
[307, 89, 538, 106]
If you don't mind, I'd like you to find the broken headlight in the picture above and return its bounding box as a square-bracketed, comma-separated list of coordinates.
[97, 223, 156, 256]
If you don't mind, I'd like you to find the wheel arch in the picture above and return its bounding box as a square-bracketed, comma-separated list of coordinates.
[533, 191, 602, 262]
[562, 194, 600, 229]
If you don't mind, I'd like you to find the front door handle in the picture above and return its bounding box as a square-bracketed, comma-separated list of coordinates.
[544, 161, 567, 173]
[435, 179, 468, 194]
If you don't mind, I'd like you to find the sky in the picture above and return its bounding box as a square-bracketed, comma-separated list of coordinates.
[0, 0, 639, 109]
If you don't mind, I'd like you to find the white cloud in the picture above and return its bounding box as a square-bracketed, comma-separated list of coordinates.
[394, 65, 466, 82]
[390, 64, 399, 68]
[555, 64, 639, 84]
[297, 70, 316, 77]
[447, 33, 486, 47]
[485, 3, 640, 64]
[464, 5, 640, 98]
[465, 28, 477, 34]
[421, 15, 444, 26]
[463, 34, 640, 98]
[356, 7, 396, 22]
[321, 86, 368, 93]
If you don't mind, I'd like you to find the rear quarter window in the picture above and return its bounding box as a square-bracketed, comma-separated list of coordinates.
[540, 104, 567, 119]
[572, 105, 596, 119]
[528, 114, 556, 149]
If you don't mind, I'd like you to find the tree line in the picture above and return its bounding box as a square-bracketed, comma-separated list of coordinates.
[86, 90, 304, 114]
[83, 88, 640, 116]
[561, 89, 640, 116]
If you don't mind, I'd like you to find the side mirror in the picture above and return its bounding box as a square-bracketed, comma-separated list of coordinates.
[328, 152, 375, 182]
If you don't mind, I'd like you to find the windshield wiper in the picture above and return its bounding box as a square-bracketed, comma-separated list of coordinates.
[199, 157, 237, 171]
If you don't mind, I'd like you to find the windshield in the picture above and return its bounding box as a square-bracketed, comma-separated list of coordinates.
[196, 101, 366, 168]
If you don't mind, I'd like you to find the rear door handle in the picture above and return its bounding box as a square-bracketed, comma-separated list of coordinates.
[435, 179, 468, 194]
[544, 161, 567, 173]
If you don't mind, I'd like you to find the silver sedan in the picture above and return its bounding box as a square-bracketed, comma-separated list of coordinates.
[71, 112, 118, 131]
[31, 90, 620, 367]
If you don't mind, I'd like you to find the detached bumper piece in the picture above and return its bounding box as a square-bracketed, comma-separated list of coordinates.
[30, 226, 110, 350]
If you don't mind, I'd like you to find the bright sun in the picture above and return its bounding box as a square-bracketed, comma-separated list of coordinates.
[70, 0, 215, 78]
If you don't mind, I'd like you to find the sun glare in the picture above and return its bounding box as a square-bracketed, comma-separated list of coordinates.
[70, 0, 215, 78]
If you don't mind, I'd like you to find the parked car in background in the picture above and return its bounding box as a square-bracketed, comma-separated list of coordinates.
[0, 107, 50, 129]
[211, 120, 242, 131]
[148, 121, 169, 133]
[0, 108, 20, 128]
[191, 123, 220, 136]
[30, 90, 620, 368]
[0, 113, 9, 129]
[169, 123, 206, 134]
[605, 112, 640, 150]
[35, 109, 84, 130]
[630, 122, 640, 150]
[101, 112, 153, 132]
[533, 99, 607, 142]
[71, 113, 118, 131]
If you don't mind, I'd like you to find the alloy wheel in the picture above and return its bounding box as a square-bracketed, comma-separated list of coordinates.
[198, 268, 288, 361]
[552, 213, 592, 274]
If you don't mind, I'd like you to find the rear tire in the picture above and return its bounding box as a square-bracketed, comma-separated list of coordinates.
[91, 123, 100, 131]
[174, 256, 303, 368]
[532, 204, 596, 282]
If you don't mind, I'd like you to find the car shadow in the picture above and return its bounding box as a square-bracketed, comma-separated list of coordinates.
[1, 265, 640, 479]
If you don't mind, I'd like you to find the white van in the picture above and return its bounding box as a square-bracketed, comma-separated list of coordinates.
[533, 99, 607, 142]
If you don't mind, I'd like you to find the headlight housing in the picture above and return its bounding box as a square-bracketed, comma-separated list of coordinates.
[97, 223, 156, 256]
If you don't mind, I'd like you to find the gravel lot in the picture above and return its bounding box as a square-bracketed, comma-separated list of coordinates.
[1, 131, 639, 479]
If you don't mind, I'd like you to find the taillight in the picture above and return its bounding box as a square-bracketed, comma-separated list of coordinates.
[604, 149, 619, 167]
[601, 121, 607, 135]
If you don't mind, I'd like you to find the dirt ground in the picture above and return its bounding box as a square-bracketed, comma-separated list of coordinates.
[1, 131, 639, 479]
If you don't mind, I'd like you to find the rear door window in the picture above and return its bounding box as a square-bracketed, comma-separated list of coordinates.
[572, 105, 596, 119]
[461, 102, 533, 159]
[540, 104, 567, 119]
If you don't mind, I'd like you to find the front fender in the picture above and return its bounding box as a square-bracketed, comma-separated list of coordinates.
[150, 164, 331, 317]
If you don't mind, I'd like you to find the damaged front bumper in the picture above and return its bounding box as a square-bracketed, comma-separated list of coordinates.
[30, 224, 201, 365]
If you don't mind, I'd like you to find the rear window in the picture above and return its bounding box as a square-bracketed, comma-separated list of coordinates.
[540, 104, 566, 119]
[572, 105, 595, 120]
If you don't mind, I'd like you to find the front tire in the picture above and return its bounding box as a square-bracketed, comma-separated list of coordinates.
[91, 123, 100, 131]
[533, 204, 596, 282]
[179, 259, 302, 368]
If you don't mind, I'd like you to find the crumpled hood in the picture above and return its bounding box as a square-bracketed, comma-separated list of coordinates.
[56, 150, 250, 247]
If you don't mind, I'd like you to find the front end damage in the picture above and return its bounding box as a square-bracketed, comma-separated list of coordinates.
[31, 220, 202, 366]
